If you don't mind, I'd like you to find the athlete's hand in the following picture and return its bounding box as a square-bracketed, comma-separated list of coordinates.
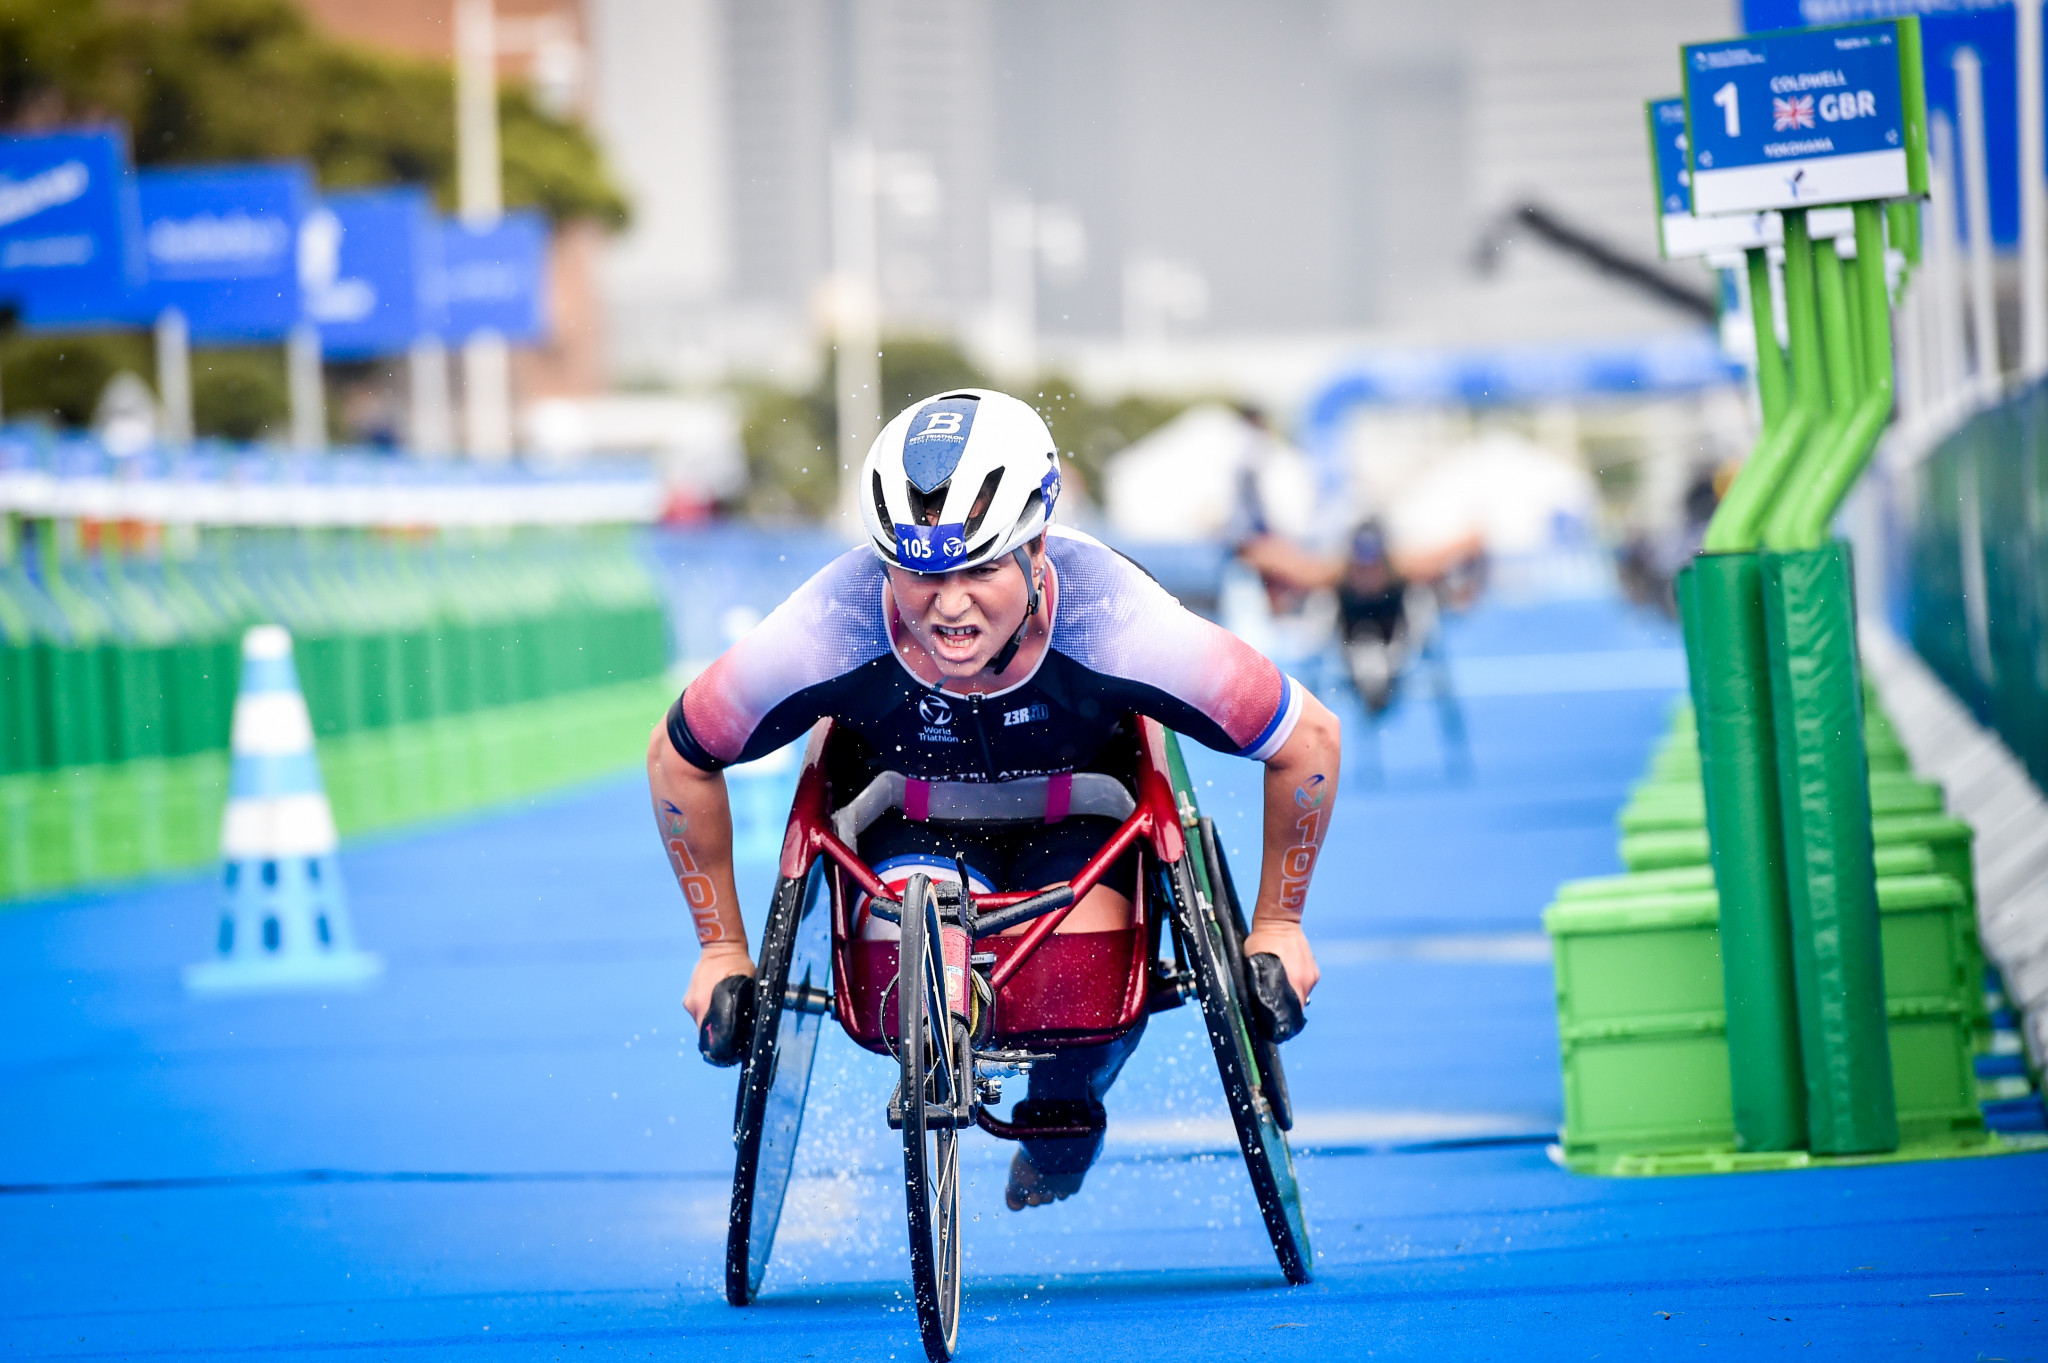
[684, 943, 755, 1027]
[1244, 919, 1319, 1003]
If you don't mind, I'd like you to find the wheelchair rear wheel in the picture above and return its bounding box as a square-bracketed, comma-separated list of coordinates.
[1164, 851, 1314, 1284]
[725, 865, 832, 1305]
[898, 873, 965, 1361]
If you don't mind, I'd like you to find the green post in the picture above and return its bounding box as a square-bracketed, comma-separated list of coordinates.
[1671, 212, 1833, 1152]
[1746, 246, 1789, 435]
[1704, 211, 1829, 555]
[1772, 204, 1899, 549]
[1758, 200, 1900, 1155]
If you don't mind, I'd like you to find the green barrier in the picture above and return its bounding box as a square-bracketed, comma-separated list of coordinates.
[0, 518, 675, 903]
[1677, 554, 1805, 1151]
[1762, 543, 1897, 1154]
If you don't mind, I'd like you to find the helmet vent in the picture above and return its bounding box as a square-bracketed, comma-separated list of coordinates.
[904, 478, 944, 527]
[872, 471, 896, 543]
[961, 468, 1005, 540]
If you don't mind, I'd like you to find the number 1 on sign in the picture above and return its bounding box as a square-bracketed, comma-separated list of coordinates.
[1714, 81, 1740, 137]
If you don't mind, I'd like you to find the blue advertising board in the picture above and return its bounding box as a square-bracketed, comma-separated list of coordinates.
[0, 128, 140, 317]
[138, 163, 313, 342]
[1746, 1, 2027, 247]
[1686, 19, 1928, 214]
[302, 186, 434, 358]
[438, 210, 549, 343]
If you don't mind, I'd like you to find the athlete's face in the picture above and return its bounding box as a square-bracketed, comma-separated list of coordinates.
[889, 542, 1043, 678]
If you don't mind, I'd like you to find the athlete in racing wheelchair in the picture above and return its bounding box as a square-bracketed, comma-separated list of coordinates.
[647, 390, 1340, 1359]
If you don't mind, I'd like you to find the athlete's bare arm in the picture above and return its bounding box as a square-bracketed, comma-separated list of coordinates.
[1242, 690, 1340, 1001]
[647, 724, 751, 1025]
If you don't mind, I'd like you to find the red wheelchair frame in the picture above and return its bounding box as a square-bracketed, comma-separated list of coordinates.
[723, 713, 1310, 1361]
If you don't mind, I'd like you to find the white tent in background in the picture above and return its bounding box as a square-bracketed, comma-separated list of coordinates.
[1386, 429, 1598, 561]
[1102, 404, 1315, 543]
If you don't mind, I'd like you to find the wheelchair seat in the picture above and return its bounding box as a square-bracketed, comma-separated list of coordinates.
[826, 762, 1155, 1054]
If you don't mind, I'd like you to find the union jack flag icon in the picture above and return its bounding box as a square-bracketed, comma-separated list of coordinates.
[1773, 95, 1816, 131]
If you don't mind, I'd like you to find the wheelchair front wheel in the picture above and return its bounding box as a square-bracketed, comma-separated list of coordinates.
[898, 874, 965, 1361]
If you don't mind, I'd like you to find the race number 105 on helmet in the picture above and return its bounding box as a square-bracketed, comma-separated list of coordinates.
[860, 389, 1062, 575]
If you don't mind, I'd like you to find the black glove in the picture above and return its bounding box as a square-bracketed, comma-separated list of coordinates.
[698, 973, 758, 1067]
[1245, 952, 1306, 1043]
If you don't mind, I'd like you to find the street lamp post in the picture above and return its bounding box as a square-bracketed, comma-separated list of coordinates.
[456, 0, 513, 461]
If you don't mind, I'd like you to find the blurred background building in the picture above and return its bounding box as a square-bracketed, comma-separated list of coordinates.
[585, 0, 1729, 384]
[0, 0, 1751, 564]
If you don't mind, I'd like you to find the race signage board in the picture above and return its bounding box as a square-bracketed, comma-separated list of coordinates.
[138, 163, 314, 342]
[0, 127, 140, 317]
[303, 186, 434, 358]
[1684, 18, 1929, 214]
[438, 210, 549, 344]
[1648, 98, 1854, 257]
[1745, 1, 2021, 245]
[1649, 98, 1776, 256]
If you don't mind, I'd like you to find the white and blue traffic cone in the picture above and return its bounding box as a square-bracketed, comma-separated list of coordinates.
[183, 625, 382, 993]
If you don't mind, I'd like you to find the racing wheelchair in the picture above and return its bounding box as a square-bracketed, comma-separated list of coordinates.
[711, 714, 1311, 1360]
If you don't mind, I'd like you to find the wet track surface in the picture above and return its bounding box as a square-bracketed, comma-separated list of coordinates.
[3, 596, 2044, 1359]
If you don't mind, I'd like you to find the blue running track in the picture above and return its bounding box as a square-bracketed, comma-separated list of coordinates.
[2, 594, 2044, 1360]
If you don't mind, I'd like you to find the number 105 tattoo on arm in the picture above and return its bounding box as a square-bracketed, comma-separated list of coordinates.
[1278, 773, 1329, 915]
[660, 798, 724, 943]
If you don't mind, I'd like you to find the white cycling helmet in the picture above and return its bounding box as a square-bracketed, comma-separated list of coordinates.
[861, 389, 1061, 575]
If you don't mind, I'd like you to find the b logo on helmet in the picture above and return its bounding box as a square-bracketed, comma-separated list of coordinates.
[942, 536, 966, 557]
[901, 396, 980, 493]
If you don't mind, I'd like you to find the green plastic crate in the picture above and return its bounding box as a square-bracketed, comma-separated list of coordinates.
[1621, 811, 1975, 880]
[1619, 773, 1946, 834]
[1545, 874, 1986, 1164]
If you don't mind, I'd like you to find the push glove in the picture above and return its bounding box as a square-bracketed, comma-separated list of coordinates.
[1245, 952, 1306, 1043]
[698, 973, 758, 1067]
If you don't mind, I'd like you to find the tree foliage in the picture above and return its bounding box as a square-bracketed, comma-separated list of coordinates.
[734, 336, 1194, 522]
[0, 0, 626, 225]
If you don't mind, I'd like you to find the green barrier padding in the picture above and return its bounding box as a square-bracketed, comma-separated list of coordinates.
[1678, 553, 1806, 1152]
[0, 639, 31, 776]
[1763, 542, 1897, 1155]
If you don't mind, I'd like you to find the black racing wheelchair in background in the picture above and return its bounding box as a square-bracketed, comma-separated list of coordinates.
[706, 714, 1310, 1361]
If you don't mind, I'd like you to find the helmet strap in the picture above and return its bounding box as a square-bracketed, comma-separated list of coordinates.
[987, 545, 1040, 676]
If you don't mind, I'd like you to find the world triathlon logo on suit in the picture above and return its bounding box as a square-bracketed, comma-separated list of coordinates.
[917, 692, 960, 744]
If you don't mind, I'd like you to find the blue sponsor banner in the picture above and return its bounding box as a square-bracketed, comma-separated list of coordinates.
[1746, 1, 2024, 246]
[439, 210, 549, 343]
[138, 162, 314, 341]
[0, 127, 140, 318]
[1686, 20, 1916, 213]
[302, 186, 434, 358]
